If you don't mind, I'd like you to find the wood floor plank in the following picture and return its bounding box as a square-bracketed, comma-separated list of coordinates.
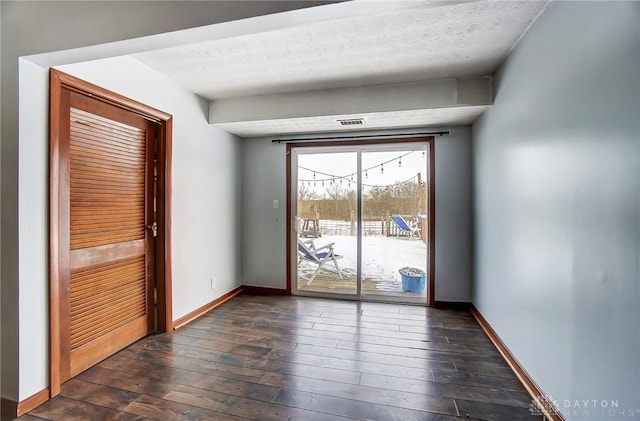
[160, 390, 226, 413]
[130, 337, 267, 365]
[60, 378, 141, 411]
[82, 363, 280, 406]
[129, 338, 364, 385]
[360, 373, 531, 408]
[273, 388, 458, 421]
[268, 348, 448, 379]
[98, 353, 208, 385]
[311, 321, 449, 343]
[336, 339, 508, 365]
[165, 389, 354, 421]
[29, 396, 142, 421]
[79, 365, 205, 400]
[200, 312, 316, 331]
[432, 369, 527, 391]
[317, 312, 417, 329]
[209, 315, 358, 341]
[123, 394, 244, 420]
[186, 319, 342, 348]
[455, 398, 542, 421]
[360, 309, 434, 321]
[22, 294, 532, 421]
[191, 373, 280, 403]
[352, 333, 499, 354]
[119, 347, 268, 383]
[149, 332, 456, 383]
[400, 323, 490, 338]
[453, 360, 516, 378]
[293, 343, 457, 371]
[175, 326, 299, 352]
[261, 371, 458, 416]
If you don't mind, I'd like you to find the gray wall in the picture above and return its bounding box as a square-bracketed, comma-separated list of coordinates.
[472, 2, 640, 417]
[242, 126, 473, 302]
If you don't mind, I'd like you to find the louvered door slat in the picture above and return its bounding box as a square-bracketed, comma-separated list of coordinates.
[69, 107, 146, 251]
[70, 257, 146, 349]
[71, 127, 147, 151]
[62, 94, 153, 381]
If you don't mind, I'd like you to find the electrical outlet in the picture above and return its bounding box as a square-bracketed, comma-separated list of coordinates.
[210, 277, 216, 289]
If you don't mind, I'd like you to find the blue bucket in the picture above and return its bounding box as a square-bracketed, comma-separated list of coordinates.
[399, 267, 426, 293]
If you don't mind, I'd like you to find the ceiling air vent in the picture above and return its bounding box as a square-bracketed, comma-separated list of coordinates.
[337, 118, 365, 126]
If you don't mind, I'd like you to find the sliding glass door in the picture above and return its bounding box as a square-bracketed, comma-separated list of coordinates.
[291, 142, 429, 304]
[295, 151, 358, 295]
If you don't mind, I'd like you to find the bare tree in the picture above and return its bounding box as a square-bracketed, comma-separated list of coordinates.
[323, 183, 348, 200]
[298, 183, 320, 201]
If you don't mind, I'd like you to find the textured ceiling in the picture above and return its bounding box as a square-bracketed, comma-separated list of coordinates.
[133, 0, 547, 136]
[135, 1, 547, 100]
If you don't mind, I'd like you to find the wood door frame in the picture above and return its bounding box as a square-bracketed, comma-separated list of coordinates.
[49, 69, 173, 397]
[285, 136, 436, 306]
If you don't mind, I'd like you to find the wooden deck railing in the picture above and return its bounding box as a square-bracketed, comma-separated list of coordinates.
[298, 215, 426, 243]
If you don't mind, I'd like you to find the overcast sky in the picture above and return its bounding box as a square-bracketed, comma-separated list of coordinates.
[297, 149, 427, 195]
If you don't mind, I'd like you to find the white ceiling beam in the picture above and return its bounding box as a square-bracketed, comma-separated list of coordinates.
[209, 77, 492, 124]
[213, 106, 490, 138]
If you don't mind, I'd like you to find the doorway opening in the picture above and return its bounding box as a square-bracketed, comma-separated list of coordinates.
[48, 69, 173, 396]
[287, 137, 435, 305]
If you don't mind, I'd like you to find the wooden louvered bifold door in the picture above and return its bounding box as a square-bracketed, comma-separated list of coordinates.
[60, 91, 154, 381]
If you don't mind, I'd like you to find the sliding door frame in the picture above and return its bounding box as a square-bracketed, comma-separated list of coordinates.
[286, 136, 435, 306]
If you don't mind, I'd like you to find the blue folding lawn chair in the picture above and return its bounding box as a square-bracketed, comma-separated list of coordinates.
[297, 239, 343, 284]
[390, 215, 421, 239]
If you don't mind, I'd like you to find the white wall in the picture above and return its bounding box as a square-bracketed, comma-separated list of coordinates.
[472, 2, 640, 418]
[0, 0, 337, 402]
[14, 55, 244, 401]
[242, 126, 473, 302]
[17, 60, 51, 403]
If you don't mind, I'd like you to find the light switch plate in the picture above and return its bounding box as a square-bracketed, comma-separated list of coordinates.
[273, 200, 279, 209]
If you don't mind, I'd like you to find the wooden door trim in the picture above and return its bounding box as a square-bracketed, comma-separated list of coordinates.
[285, 136, 436, 306]
[49, 69, 173, 397]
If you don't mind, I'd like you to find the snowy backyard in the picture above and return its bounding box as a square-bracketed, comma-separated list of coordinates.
[297, 232, 427, 297]
[295, 149, 428, 299]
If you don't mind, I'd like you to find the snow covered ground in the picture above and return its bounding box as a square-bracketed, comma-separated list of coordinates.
[297, 234, 427, 290]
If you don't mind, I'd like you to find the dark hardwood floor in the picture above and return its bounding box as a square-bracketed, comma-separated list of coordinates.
[15, 294, 541, 420]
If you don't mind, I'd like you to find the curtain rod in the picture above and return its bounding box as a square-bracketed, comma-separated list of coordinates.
[271, 131, 449, 144]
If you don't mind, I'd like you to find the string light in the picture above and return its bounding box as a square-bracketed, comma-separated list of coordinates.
[298, 150, 424, 188]
[361, 173, 421, 189]
[300, 174, 422, 189]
